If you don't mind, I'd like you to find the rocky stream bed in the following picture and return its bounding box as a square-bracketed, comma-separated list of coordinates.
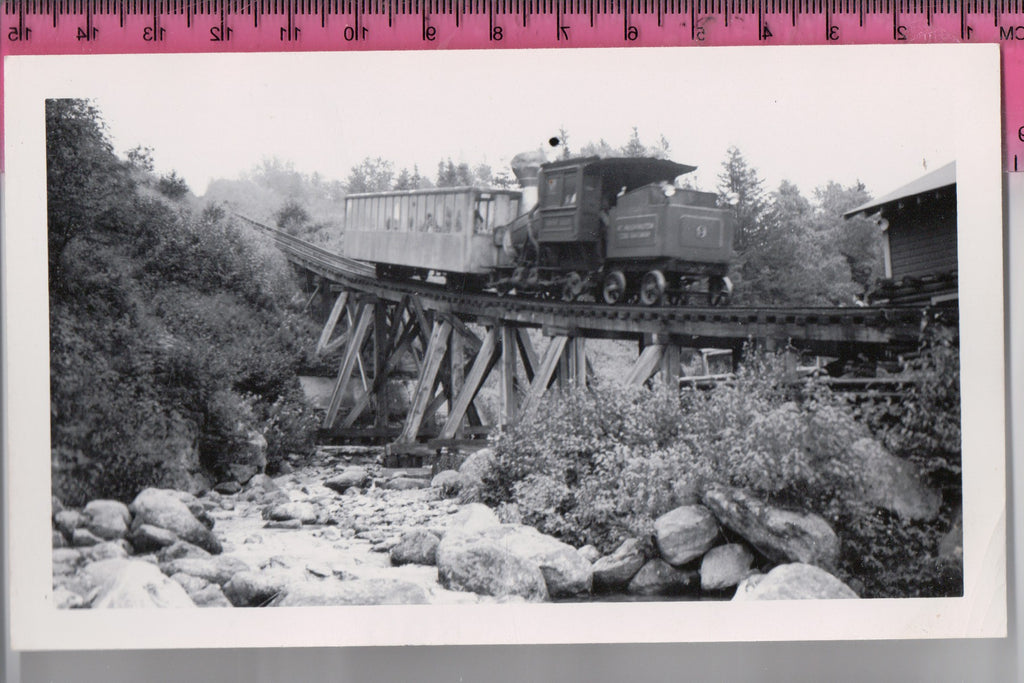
[51, 446, 881, 609]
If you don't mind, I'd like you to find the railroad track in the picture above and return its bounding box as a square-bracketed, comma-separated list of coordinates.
[238, 215, 956, 355]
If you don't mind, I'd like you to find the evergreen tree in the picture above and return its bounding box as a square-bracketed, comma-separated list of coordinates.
[716, 146, 769, 254]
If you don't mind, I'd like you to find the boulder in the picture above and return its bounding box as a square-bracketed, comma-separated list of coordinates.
[436, 530, 549, 602]
[222, 570, 294, 607]
[72, 527, 103, 547]
[213, 481, 242, 495]
[53, 586, 85, 609]
[653, 505, 719, 566]
[848, 438, 942, 521]
[384, 477, 429, 491]
[53, 510, 87, 539]
[52, 496, 65, 514]
[246, 474, 280, 492]
[263, 501, 319, 524]
[129, 524, 179, 553]
[189, 583, 233, 608]
[264, 519, 303, 530]
[324, 466, 370, 494]
[170, 573, 233, 608]
[84, 540, 131, 562]
[577, 545, 601, 564]
[157, 540, 212, 562]
[458, 448, 496, 484]
[83, 499, 132, 540]
[732, 563, 859, 600]
[159, 556, 251, 586]
[440, 524, 590, 598]
[52, 548, 85, 575]
[627, 559, 699, 597]
[702, 485, 840, 571]
[446, 503, 500, 534]
[269, 578, 429, 606]
[431, 470, 467, 498]
[700, 543, 755, 591]
[592, 538, 647, 591]
[390, 530, 441, 566]
[129, 488, 222, 554]
[52, 530, 68, 548]
[89, 560, 196, 609]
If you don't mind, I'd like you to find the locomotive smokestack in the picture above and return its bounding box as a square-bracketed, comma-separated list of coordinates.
[510, 149, 546, 212]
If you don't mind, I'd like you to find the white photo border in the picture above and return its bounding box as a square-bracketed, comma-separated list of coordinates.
[2, 44, 1007, 650]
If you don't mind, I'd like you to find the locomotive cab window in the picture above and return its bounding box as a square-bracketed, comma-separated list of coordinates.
[542, 169, 579, 208]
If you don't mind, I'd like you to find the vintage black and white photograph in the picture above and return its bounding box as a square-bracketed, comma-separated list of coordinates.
[4, 45, 1006, 648]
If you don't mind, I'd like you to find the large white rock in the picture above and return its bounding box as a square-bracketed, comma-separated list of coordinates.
[848, 438, 942, 521]
[262, 501, 319, 524]
[700, 543, 755, 591]
[269, 579, 429, 606]
[159, 556, 251, 586]
[446, 503, 501, 534]
[436, 529, 549, 602]
[83, 499, 132, 540]
[324, 466, 370, 493]
[458, 448, 496, 485]
[53, 510, 87, 539]
[222, 570, 296, 607]
[702, 485, 840, 571]
[390, 529, 441, 567]
[129, 488, 222, 554]
[89, 560, 196, 609]
[732, 563, 859, 600]
[653, 505, 719, 566]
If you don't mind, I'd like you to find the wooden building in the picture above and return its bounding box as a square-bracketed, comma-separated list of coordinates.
[844, 162, 956, 304]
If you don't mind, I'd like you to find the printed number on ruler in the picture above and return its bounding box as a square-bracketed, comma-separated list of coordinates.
[3, 0, 1024, 170]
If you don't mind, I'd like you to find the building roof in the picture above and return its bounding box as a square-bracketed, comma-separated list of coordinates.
[843, 161, 956, 218]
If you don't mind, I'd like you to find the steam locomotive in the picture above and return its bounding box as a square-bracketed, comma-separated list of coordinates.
[343, 153, 736, 306]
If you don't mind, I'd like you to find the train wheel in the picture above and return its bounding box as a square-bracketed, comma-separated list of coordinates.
[640, 270, 667, 306]
[709, 276, 733, 306]
[602, 270, 627, 305]
[561, 271, 583, 302]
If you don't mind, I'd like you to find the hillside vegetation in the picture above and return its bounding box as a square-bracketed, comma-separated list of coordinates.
[48, 99, 321, 505]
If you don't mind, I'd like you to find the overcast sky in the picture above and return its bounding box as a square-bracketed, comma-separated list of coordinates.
[70, 46, 967, 201]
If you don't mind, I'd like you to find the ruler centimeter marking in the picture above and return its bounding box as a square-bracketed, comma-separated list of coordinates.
[2, 0, 1023, 171]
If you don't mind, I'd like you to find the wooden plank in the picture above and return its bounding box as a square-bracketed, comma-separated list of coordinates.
[409, 295, 433, 347]
[341, 330, 416, 429]
[573, 338, 587, 388]
[519, 335, 569, 416]
[323, 303, 374, 428]
[516, 328, 538, 382]
[440, 327, 498, 439]
[500, 325, 518, 425]
[315, 290, 349, 356]
[439, 311, 483, 355]
[396, 320, 453, 443]
[374, 302, 389, 427]
[661, 344, 680, 387]
[449, 329, 465, 437]
[625, 345, 664, 387]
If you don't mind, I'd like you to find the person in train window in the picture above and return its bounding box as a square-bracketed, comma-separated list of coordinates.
[425, 213, 437, 232]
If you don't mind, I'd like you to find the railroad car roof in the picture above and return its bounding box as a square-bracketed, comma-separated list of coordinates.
[346, 186, 522, 200]
[542, 156, 697, 192]
[843, 161, 956, 218]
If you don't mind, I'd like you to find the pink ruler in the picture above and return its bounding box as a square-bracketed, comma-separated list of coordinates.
[2, 0, 1023, 171]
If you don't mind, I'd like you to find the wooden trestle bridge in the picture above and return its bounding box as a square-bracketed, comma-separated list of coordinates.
[240, 217, 955, 457]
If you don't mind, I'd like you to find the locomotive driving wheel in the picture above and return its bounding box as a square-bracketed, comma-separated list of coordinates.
[639, 270, 667, 307]
[561, 271, 584, 302]
[602, 270, 627, 305]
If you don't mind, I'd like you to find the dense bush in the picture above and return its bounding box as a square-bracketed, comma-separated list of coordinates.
[480, 351, 961, 597]
[48, 99, 321, 503]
